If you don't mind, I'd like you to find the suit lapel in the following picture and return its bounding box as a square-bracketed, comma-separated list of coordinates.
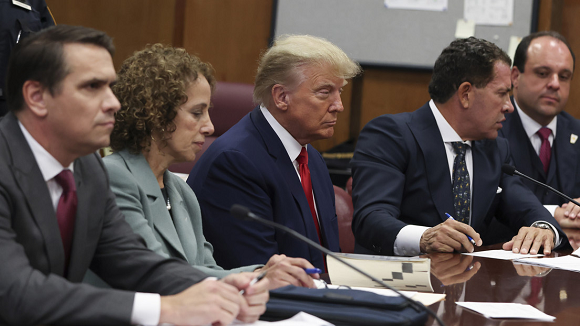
[308, 147, 333, 248]
[554, 116, 577, 195]
[119, 151, 187, 260]
[470, 141, 500, 231]
[504, 103, 545, 179]
[251, 108, 321, 243]
[164, 172, 198, 262]
[1, 113, 65, 275]
[68, 158, 89, 280]
[407, 104, 454, 223]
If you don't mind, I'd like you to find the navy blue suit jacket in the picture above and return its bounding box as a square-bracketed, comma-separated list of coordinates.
[350, 103, 567, 256]
[499, 98, 580, 205]
[188, 107, 339, 270]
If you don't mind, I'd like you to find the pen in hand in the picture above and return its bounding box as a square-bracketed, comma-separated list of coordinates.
[304, 268, 322, 275]
[445, 212, 477, 246]
[239, 271, 267, 295]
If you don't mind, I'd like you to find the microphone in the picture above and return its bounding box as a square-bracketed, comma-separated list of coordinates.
[501, 164, 580, 207]
[230, 204, 446, 326]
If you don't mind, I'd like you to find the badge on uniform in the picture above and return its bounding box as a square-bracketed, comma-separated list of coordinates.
[12, 0, 31, 10]
[571, 134, 578, 144]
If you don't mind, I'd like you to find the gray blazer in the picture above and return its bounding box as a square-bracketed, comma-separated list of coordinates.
[103, 150, 260, 277]
[0, 113, 206, 326]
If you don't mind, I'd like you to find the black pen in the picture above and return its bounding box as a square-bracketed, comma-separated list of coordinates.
[240, 271, 267, 295]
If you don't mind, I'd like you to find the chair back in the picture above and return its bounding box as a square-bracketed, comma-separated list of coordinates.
[333, 185, 355, 253]
[168, 81, 255, 174]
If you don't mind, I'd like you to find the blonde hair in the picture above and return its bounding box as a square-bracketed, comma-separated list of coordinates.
[254, 35, 361, 107]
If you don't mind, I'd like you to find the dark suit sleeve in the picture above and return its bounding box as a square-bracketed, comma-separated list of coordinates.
[0, 155, 207, 326]
[193, 149, 280, 269]
[350, 115, 412, 256]
[494, 138, 568, 248]
[0, 171, 135, 325]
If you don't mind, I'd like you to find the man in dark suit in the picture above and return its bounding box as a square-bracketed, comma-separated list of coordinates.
[351, 37, 567, 257]
[188, 35, 361, 270]
[500, 31, 580, 229]
[0, 25, 267, 326]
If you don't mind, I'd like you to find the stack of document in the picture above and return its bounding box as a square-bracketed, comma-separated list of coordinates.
[456, 302, 555, 322]
[327, 253, 432, 291]
[516, 247, 580, 272]
[463, 249, 543, 260]
[326, 253, 445, 306]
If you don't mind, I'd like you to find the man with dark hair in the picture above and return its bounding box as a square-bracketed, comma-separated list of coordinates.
[0, 25, 268, 326]
[351, 37, 568, 257]
[500, 31, 580, 229]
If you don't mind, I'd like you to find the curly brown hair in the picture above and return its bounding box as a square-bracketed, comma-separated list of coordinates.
[110, 43, 216, 153]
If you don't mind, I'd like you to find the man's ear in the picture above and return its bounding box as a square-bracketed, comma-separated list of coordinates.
[22, 80, 49, 117]
[457, 81, 472, 109]
[511, 67, 521, 89]
[271, 84, 290, 111]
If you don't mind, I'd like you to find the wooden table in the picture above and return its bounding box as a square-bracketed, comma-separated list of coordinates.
[424, 238, 580, 326]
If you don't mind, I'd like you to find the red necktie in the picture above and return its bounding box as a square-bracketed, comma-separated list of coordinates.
[54, 169, 77, 272]
[297, 147, 322, 244]
[527, 277, 543, 307]
[537, 127, 552, 174]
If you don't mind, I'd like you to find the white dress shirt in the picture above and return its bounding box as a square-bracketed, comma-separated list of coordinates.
[19, 122, 160, 325]
[393, 100, 473, 256]
[260, 105, 319, 219]
[392, 100, 559, 256]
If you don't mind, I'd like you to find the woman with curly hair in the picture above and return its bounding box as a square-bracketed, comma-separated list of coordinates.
[105, 44, 317, 288]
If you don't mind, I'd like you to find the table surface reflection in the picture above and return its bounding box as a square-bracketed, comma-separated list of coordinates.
[424, 240, 580, 326]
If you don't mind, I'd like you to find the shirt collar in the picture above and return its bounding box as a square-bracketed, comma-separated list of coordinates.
[429, 99, 472, 146]
[260, 105, 305, 161]
[513, 98, 558, 138]
[18, 120, 74, 182]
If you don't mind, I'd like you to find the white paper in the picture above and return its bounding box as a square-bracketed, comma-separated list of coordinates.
[384, 0, 447, 11]
[456, 302, 555, 321]
[455, 19, 476, 39]
[516, 255, 580, 273]
[464, 0, 514, 26]
[232, 312, 334, 325]
[462, 249, 543, 260]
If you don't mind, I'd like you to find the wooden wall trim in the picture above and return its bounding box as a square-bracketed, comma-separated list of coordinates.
[349, 73, 364, 140]
[538, 0, 564, 31]
[173, 0, 186, 47]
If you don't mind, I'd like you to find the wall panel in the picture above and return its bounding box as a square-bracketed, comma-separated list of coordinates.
[561, 0, 580, 119]
[181, 0, 272, 84]
[46, 0, 176, 70]
[358, 69, 432, 131]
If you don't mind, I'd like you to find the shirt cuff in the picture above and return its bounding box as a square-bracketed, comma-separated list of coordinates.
[131, 292, 160, 326]
[544, 204, 558, 217]
[393, 225, 430, 256]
